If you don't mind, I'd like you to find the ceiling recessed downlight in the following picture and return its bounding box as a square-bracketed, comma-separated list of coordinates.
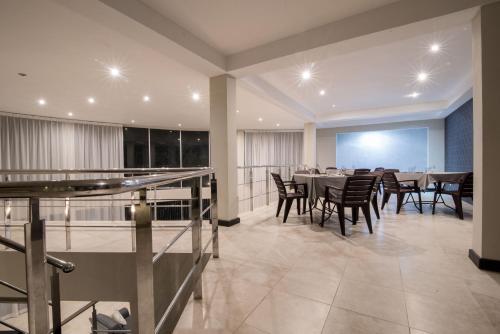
[37, 99, 46, 106]
[131, 120, 135, 123]
[417, 72, 428, 82]
[192, 92, 200, 101]
[67, 112, 73, 116]
[430, 43, 441, 53]
[236, 109, 240, 113]
[178, 123, 182, 127]
[301, 70, 312, 81]
[258, 117, 263, 122]
[109, 67, 121, 78]
[143, 95, 150, 102]
[87, 97, 95, 104]
[319, 90, 326, 96]
[406, 92, 420, 98]
[332, 104, 336, 108]
[276, 123, 280, 127]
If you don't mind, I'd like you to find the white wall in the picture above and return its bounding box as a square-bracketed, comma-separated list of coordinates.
[317, 119, 445, 171]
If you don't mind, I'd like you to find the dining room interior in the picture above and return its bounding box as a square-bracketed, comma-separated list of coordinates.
[1, 1, 500, 333]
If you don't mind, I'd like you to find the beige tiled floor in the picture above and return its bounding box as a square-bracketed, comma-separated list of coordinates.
[175, 197, 500, 334]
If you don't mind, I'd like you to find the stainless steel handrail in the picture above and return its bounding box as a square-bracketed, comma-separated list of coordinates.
[0, 319, 27, 334]
[0, 169, 214, 198]
[0, 167, 210, 174]
[0, 279, 27, 296]
[0, 235, 75, 273]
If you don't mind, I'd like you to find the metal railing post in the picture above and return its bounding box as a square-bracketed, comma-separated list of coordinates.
[191, 178, 203, 299]
[249, 168, 254, 211]
[25, 198, 50, 334]
[64, 173, 71, 251]
[265, 166, 270, 206]
[133, 188, 155, 333]
[3, 176, 11, 250]
[131, 192, 136, 251]
[210, 175, 219, 258]
[51, 266, 62, 334]
[91, 304, 98, 332]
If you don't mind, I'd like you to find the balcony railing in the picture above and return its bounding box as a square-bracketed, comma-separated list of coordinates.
[237, 165, 299, 213]
[0, 168, 218, 334]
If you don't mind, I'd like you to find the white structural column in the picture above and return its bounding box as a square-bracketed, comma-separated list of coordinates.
[470, 2, 500, 271]
[210, 74, 240, 226]
[303, 122, 317, 168]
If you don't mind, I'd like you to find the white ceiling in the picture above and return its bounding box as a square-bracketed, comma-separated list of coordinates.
[0, 0, 476, 131]
[257, 23, 472, 127]
[140, 0, 399, 55]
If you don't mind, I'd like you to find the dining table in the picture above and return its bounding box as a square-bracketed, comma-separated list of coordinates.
[394, 171, 469, 189]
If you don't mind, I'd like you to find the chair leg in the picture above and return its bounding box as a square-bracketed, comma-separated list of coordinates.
[352, 207, 359, 225]
[276, 198, 284, 217]
[453, 195, 464, 220]
[361, 204, 373, 234]
[381, 192, 390, 210]
[432, 189, 438, 214]
[283, 199, 293, 223]
[372, 195, 380, 219]
[308, 199, 313, 224]
[396, 193, 404, 214]
[338, 205, 346, 236]
[303, 196, 306, 214]
[417, 190, 423, 214]
[321, 200, 327, 227]
[296, 198, 301, 215]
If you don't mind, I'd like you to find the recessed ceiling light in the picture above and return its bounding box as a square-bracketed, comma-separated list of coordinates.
[417, 72, 428, 82]
[37, 99, 46, 106]
[143, 95, 150, 102]
[67, 112, 73, 116]
[332, 104, 336, 108]
[236, 109, 240, 113]
[301, 70, 312, 81]
[258, 117, 263, 122]
[109, 67, 121, 78]
[430, 43, 441, 53]
[276, 123, 280, 127]
[192, 92, 200, 101]
[131, 120, 135, 123]
[178, 123, 182, 127]
[319, 90, 326, 96]
[87, 97, 95, 104]
[406, 92, 420, 98]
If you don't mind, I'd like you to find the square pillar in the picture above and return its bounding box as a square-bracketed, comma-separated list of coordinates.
[469, 2, 500, 271]
[303, 122, 317, 169]
[210, 75, 240, 226]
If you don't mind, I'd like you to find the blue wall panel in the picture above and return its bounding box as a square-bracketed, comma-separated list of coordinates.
[445, 99, 473, 172]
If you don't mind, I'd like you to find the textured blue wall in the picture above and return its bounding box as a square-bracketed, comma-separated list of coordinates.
[445, 99, 473, 172]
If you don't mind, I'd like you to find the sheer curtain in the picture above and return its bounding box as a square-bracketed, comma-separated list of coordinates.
[0, 114, 124, 221]
[244, 131, 303, 166]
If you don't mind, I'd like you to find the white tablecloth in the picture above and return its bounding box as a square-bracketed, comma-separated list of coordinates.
[395, 172, 468, 189]
[293, 174, 348, 201]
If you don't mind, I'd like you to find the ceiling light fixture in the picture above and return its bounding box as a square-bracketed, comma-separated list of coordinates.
[67, 112, 73, 116]
[301, 70, 312, 81]
[109, 67, 121, 78]
[417, 72, 428, 82]
[192, 92, 200, 101]
[37, 99, 46, 106]
[236, 109, 240, 113]
[258, 117, 263, 122]
[131, 120, 135, 123]
[178, 123, 182, 127]
[430, 43, 441, 53]
[143, 95, 150, 102]
[87, 97, 95, 104]
[406, 92, 420, 98]
[319, 90, 326, 96]
[332, 104, 336, 108]
[276, 123, 280, 127]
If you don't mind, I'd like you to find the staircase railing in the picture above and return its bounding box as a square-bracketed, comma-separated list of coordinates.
[0, 167, 218, 334]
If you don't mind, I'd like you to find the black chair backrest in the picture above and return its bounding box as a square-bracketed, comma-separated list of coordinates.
[342, 176, 376, 206]
[326, 166, 337, 170]
[382, 172, 400, 192]
[294, 170, 309, 174]
[354, 168, 371, 175]
[271, 173, 287, 198]
[460, 172, 473, 197]
[385, 168, 400, 172]
[374, 167, 385, 171]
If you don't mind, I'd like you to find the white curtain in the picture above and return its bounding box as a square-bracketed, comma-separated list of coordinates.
[244, 131, 303, 166]
[0, 114, 124, 221]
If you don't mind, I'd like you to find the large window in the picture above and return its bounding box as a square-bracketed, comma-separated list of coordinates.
[182, 131, 209, 167]
[150, 129, 180, 167]
[123, 127, 149, 168]
[336, 128, 428, 171]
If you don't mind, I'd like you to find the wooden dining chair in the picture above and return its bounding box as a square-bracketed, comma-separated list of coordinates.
[374, 167, 385, 172]
[371, 174, 382, 219]
[354, 168, 371, 175]
[271, 173, 312, 223]
[432, 172, 473, 219]
[321, 175, 376, 236]
[381, 172, 422, 214]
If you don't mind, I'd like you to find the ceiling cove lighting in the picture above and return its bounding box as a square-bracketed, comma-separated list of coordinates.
[37, 99, 46, 106]
[143, 95, 150, 102]
[319, 90, 326, 96]
[430, 43, 441, 53]
[192, 92, 200, 101]
[87, 97, 96, 104]
[406, 92, 420, 98]
[417, 72, 429, 82]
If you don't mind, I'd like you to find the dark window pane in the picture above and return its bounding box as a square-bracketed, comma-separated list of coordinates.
[181, 131, 209, 167]
[123, 127, 149, 168]
[150, 129, 180, 167]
